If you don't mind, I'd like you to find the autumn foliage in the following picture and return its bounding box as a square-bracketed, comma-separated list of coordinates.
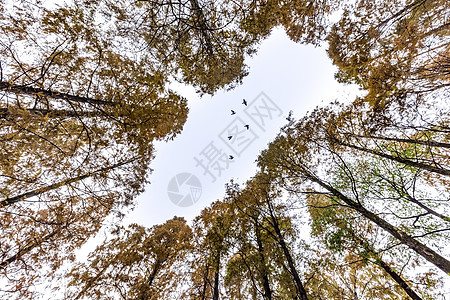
[0, 0, 448, 299]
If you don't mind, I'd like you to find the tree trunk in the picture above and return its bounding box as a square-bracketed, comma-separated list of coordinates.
[0, 107, 104, 119]
[335, 139, 450, 176]
[349, 230, 423, 300]
[380, 175, 450, 222]
[353, 134, 450, 150]
[404, 194, 450, 223]
[376, 259, 423, 300]
[267, 209, 308, 300]
[148, 261, 161, 287]
[377, 0, 428, 29]
[212, 266, 220, 300]
[212, 251, 220, 300]
[255, 225, 273, 300]
[0, 229, 59, 270]
[305, 169, 450, 275]
[0, 81, 116, 106]
[0, 157, 137, 208]
[200, 266, 209, 300]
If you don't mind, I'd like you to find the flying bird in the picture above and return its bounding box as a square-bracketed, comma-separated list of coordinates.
[231, 110, 236, 115]
[228, 136, 233, 140]
[229, 155, 234, 160]
[244, 125, 249, 130]
[242, 99, 247, 106]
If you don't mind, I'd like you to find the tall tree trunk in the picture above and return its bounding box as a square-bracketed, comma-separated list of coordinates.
[212, 252, 220, 300]
[0, 107, 105, 119]
[0, 157, 137, 208]
[334, 139, 450, 176]
[376, 259, 423, 300]
[349, 230, 423, 300]
[200, 265, 209, 300]
[255, 225, 273, 300]
[303, 168, 450, 274]
[0, 81, 116, 106]
[403, 194, 450, 223]
[351, 134, 450, 149]
[148, 261, 161, 287]
[266, 207, 308, 300]
[0, 229, 59, 270]
[377, 0, 428, 29]
[380, 175, 450, 222]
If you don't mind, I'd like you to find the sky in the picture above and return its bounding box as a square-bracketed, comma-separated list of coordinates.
[123, 27, 361, 229]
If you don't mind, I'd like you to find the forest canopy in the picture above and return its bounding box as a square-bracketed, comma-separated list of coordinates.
[0, 0, 449, 299]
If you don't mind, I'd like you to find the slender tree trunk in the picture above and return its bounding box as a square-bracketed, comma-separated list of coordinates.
[277, 237, 309, 300]
[380, 176, 450, 222]
[377, 0, 428, 28]
[420, 22, 450, 39]
[376, 259, 423, 300]
[200, 266, 209, 300]
[404, 194, 450, 223]
[304, 169, 450, 275]
[212, 265, 220, 300]
[148, 261, 161, 287]
[349, 230, 423, 300]
[0, 157, 137, 208]
[0, 81, 116, 106]
[335, 139, 450, 176]
[0, 229, 59, 270]
[267, 209, 308, 300]
[353, 134, 450, 149]
[238, 251, 263, 296]
[255, 225, 273, 300]
[0, 107, 104, 119]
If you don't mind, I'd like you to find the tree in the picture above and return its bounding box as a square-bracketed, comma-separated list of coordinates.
[187, 200, 235, 300]
[241, 0, 339, 46]
[327, 0, 450, 108]
[66, 217, 193, 299]
[325, 98, 450, 180]
[306, 193, 434, 300]
[69, 0, 269, 95]
[225, 181, 276, 300]
[257, 103, 450, 276]
[0, 194, 114, 299]
[225, 227, 275, 300]
[0, 1, 189, 296]
[226, 174, 309, 299]
[2, 0, 448, 297]
[325, 98, 450, 220]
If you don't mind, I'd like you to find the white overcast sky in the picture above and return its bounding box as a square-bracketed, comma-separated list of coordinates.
[123, 27, 361, 228]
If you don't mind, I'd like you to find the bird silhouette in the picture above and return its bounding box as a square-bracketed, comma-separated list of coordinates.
[231, 110, 236, 115]
[242, 99, 247, 106]
[229, 155, 234, 160]
[244, 125, 249, 130]
[228, 136, 233, 140]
